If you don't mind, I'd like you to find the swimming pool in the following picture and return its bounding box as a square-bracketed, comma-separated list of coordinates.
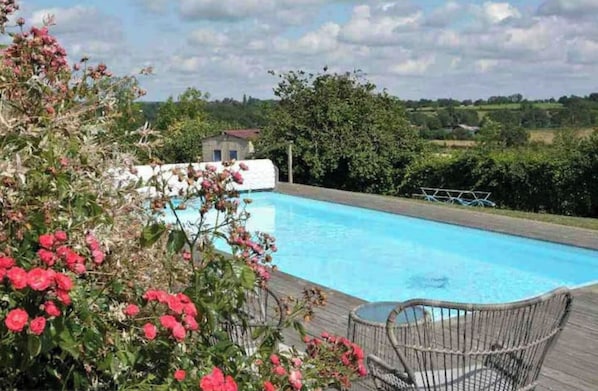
[168, 192, 598, 304]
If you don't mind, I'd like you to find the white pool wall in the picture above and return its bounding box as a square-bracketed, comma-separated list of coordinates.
[110, 159, 277, 196]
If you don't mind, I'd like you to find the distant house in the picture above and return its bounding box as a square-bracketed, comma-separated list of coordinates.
[201, 129, 260, 162]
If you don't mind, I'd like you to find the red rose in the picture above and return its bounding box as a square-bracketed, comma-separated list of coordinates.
[64, 249, 83, 265]
[123, 304, 140, 317]
[37, 249, 57, 266]
[200, 367, 237, 391]
[44, 301, 61, 317]
[54, 230, 68, 242]
[183, 302, 198, 317]
[174, 369, 186, 382]
[91, 249, 104, 264]
[159, 315, 177, 329]
[0, 255, 15, 269]
[54, 273, 73, 291]
[167, 296, 184, 314]
[5, 308, 29, 332]
[71, 263, 86, 275]
[358, 362, 367, 377]
[7, 267, 28, 289]
[56, 289, 72, 305]
[29, 317, 46, 335]
[38, 233, 55, 250]
[171, 322, 186, 341]
[270, 354, 280, 366]
[289, 370, 302, 390]
[27, 268, 54, 291]
[263, 381, 277, 391]
[142, 323, 157, 340]
[183, 315, 198, 331]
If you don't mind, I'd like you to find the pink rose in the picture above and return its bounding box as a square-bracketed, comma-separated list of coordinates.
[143, 323, 157, 340]
[27, 268, 54, 291]
[38, 233, 55, 249]
[172, 322, 186, 341]
[5, 308, 29, 332]
[44, 301, 61, 317]
[7, 267, 28, 289]
[159, 315, 177, 329]
[37, 249, 56, 266]
[174, 369, 186, 382]
[29, 317, 46, 335]
[54, 230, 68, 242]
[123, 304, 140, 317]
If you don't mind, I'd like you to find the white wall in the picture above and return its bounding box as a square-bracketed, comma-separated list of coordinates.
[111, 159, 277, 196]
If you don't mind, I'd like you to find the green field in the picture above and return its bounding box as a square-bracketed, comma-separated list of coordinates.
[410, 102, 563, 112]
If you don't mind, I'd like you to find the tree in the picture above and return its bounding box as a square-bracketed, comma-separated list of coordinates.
[257, 69, 422, 194]
[154, 87, 208, 130]
[477, 118, 528, 148]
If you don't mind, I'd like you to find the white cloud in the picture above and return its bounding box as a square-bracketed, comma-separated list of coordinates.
[23, 0, 598, 100]
[188, 28, 230, 46]
[170, 55, 207, 74]
[475, 59, 499, 73]
[285, 23, 341, 55]
[339, 4, 422, 46]
[391, 56, 435, 76]
[424, 1, 463, 27]
[31, 6, 100, 32]
[476, 2, 522, 24]
[567, 38, 598, 64]
[538, 0, 598, 18]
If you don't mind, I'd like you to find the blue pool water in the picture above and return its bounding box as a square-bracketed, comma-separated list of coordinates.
[168, 192, 598, 304]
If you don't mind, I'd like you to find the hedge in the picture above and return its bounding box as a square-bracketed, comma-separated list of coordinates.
[400, 134, 598, 217]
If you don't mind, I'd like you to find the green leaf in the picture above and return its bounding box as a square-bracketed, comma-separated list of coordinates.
[27, 334, 41, 358]
[140, 223, 166, 247]
[239, 265, 256, 289]
[167, 229, 187, 254]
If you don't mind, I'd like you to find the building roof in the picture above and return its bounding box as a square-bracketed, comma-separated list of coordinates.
[222, 129, 260, 140]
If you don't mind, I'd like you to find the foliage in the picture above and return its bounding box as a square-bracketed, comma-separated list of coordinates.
[476, 118, 529, 148]
[158, 117, 223, 163]
[0, 5, 366, 390]
[153, 88, 226, 163]
[258, 69, 422, 194]
[204, 96, 273, 129]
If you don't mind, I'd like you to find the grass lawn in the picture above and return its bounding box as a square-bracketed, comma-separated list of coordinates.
[409, 198, 598, 231]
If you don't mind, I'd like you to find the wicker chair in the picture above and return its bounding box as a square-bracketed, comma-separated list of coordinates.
[221, 286, 284, 354]
[367, 288, 572, 390]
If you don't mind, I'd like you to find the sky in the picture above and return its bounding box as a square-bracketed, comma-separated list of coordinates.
[15, 0, 598, 101]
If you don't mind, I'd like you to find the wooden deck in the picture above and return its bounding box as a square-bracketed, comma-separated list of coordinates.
[270, 271, 598, 391]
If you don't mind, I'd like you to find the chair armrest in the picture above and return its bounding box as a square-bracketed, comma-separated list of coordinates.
[367, 354, 414, 390]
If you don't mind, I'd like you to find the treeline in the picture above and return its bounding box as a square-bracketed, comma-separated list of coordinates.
[403, 93, 598, 109]
[410, 98, 598, 139]
[139, 95, 272, 130]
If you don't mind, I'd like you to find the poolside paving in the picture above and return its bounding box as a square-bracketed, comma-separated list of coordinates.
[270, 183, 598, 390]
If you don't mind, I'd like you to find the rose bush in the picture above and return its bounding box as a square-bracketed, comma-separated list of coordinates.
[0, 3, 366, 389]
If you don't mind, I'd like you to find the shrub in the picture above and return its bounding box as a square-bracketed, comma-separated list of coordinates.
[0, 5, 365, 390]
